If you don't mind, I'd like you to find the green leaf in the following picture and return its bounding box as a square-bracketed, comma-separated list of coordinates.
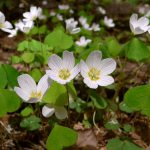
[0, 92, 7, 116]
[123, 124, 134, 133]
[0, 65, 7, 88]
[17, 39, 50, 52]
[67, 82, 77, 100]
[35, 51, 52, 64]
[74, 98, 87, 113]
[22, 52, 35, 63]
[90, 91, 107, 109]
[43, 82, 67, 106]
[124, 84, 150, 116]
[82, 119, 92, 128]
[21, 107, 33, 117]
[0, 89, 21, 117]
[30, 26, 38, 35]
[29, 39, 50, 52]
[128, 0, 139, 5]
[2, 64, 19, 87]
[106, 138, 144, 150]
[29, 68, 42, 82]
[17, 40, 29, 51]
[39, 25, 47, 34]
[11, 56, 22, 64]
[44, 29, 73, 51]
[105, 37, 122, 57]
[20, 115, 41, 131]
[119, 101, 133, 113]
[125, 38, 150, 61]
[46, 124, 77, 150]
[104, 119, 120, 130]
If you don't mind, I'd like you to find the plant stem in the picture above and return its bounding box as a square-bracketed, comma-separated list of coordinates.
[36, 19, 44, 55]
[93, 110, 101, 133]
[66, 84, 70, 126]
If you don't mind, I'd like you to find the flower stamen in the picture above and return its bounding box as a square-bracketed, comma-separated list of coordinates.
[59, 69, 71, 80]
[88, 67, 100, 81]
[0, 23, 4, 28]
[30, 91, 42, 99]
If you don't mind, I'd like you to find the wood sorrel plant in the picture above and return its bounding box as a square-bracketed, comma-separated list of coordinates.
[0, 2, 150, 149]
[14, 50, 116, 149]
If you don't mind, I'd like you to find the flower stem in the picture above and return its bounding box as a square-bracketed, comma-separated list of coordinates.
[36, 19, 44, 55]
[93, 110, 101, 133]
[66, 84, 70, 126]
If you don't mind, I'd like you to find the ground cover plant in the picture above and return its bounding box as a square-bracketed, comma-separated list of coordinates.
[0, 0, 150, 149]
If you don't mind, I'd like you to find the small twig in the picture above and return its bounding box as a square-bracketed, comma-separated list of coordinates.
[0, 121, 11, 134]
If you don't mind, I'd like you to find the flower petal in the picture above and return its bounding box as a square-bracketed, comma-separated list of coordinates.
[99, 58, 116, 75]
[30, 6, 37, 15]
[47, 70, 67, 84]
[83, 78, 98, 89]
[48, 54, 63, 70]
[71, 28, 81, 34]
[80, 60, 89, 78]
[138, 17, 149, 27]
[130, 14, 138, 26]
[23, 12, 31, 19]
[98, 75, 114, 86]
[63, 51, 75, 70]
[86, 50, 102, 68]
[14, 87, 30, 101]
[134, 27, 145, 35]
[55, 106, 68, 120]
[37, 74, 52, 96]
[28, 98, 40, 103]
[0, 12, 5, 24]
[42, 105, 55, 118]
[3, 21, 13, 29]
[70, 64, 80, 80]
[17, 74, 37, 93]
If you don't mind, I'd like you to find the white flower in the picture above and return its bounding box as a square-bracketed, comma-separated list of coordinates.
[58, 4, 69, 10]
[46, 51, 79, 84]
[50, 11, 56, 17]
[79, 16, 92, 31]
[0, 12, 12, 32]
[104, 16, 115, 28]
[91, 23, 100, 31]
[23, 6, 45, 22]
[129, 13, 150, 35]
[56, 14, 63, 21]
[97, 6, 106, 14]
[83, 23, 92, 31]
[65, 18, 80, 34]
[76, 36, 91, 47]
[146, 11, 150, 17]
[42, 0, 48, 6]
[19, 3, 25, 8]
[80, 51, 116, 89]
[4, 28, 18, 38]
[138, 4, 150, 17]
[15, 20, 34, 33]
[42, 105, 68, 120]
[14, 74, 51, 103]
[79, 16, 87, 26]
[69, 9, 74, 14]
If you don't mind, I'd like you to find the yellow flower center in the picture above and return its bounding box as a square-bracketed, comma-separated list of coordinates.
[32, 16, 37, 21]
[88, 67, 100, 81]
[30, 91, 42, 99]
[59, 69, 71, 80]
[0, 23, 4, 28]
